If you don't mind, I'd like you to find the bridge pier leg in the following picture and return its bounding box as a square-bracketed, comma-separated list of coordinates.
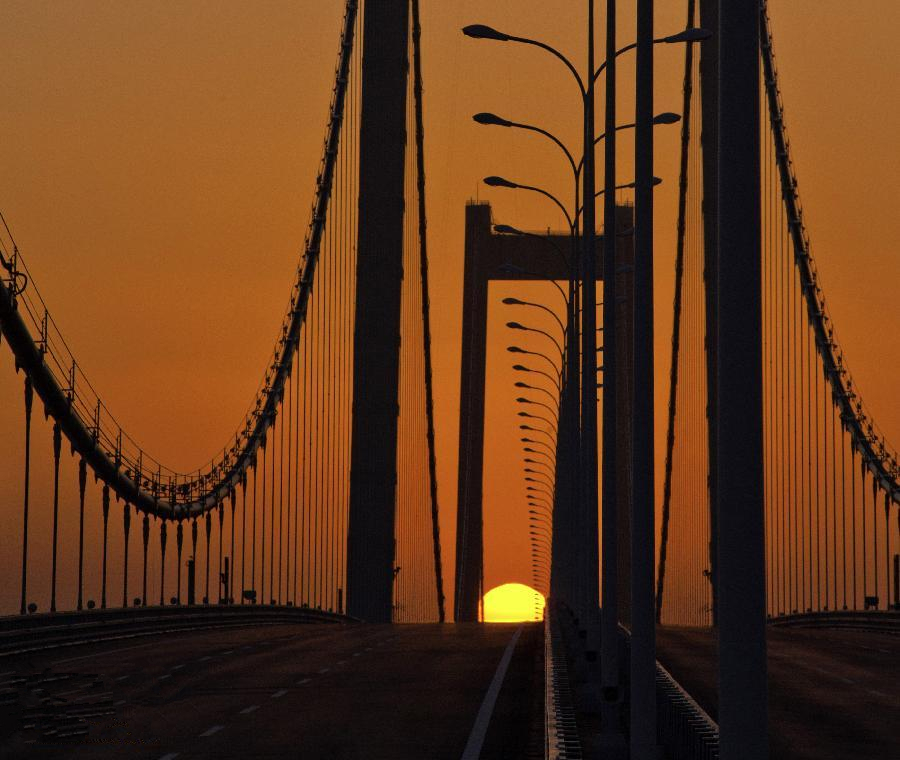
[716, 1, 768, 757]
[346, 0, 410, 623]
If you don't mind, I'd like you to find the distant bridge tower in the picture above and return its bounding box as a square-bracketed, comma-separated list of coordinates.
[346, 0, 411, 622]
[454, 203, 634, 623]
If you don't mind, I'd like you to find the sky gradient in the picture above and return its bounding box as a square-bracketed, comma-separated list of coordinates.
[0, 1, 897, 613]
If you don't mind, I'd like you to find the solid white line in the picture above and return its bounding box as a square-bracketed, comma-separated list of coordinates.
[460, 626, 523, 760]
[200, 725, 224, 737]
[240, 705, 260, 714]
[271, 689, 288, 698]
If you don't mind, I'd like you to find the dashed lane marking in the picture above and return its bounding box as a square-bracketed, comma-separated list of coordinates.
[318, 668, 330, 674]
[199, 656, 212, 662]
[869, 689, 888, 698]
[159, 754, 179, 760]
[271, 689, 288, 698]
[172, 664, 185, 670]
[200, 725, 224, 737]
[240, 705, 260, 714]
[296, 678, 311, 685]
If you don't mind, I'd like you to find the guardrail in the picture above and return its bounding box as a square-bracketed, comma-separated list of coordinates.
[655, 660, 719, 760]
[0, 605, 353, 658]
[769, 609, 900, 634]
[544, 612, 583, 759]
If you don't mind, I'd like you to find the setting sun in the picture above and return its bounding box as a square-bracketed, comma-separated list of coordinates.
[482, 583, 545, 623]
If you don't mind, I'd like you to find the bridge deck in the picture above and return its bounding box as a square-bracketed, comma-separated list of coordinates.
[1, 622, 542, 759]
[657, 625, 899, 759]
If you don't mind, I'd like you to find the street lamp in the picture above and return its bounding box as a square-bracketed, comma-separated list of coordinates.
[521, 437, 556, 456]
[514, 381, 558, 406]
[484, 176, 574, 231]
[516, 397, 559, 424]
[517, 410, 557, 434]
[519, 423, 557, 443]
[507, 322, 564, 360]
[507, 346, 560, 381]
[502, 297, 566, 336]
[514, 364, 561, 394]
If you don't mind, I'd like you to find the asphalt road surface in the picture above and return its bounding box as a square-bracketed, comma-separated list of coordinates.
[1, 622, 543, 760]
[657, 625, 900, 760]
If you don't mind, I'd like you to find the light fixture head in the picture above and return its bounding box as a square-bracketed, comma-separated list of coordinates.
[462, 24, 511, 41]
[473, 111, 512, 127]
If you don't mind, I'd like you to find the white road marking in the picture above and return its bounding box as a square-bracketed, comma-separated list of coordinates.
[171, 664, 185, 670]
[352, 652, 361, 657]
[114, 700, 126, 707]
[115, 675, 130, 681]
[869, 689, 888, 698]
[296, 678, 311, 685]
[460, 626, 523, 760]
[159, 674, 171, 680]
[159, 754, 179, 760]
[837, 676, 854, 684]
[199, 656, 212, 662]
[271, 689, 288, 698]
[200, 725, 224, 737]
[318, 668, 330, 674]
[240, 705, 260, 714]
[337, 660, 347, 665]
[222, 650, 234, 655]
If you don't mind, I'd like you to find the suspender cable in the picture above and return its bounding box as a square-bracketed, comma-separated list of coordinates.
[77, 458, 87, 610]
[50, 422, 62, 612]
[101, 485, 110, 608]
[656, 0, 695, 624]
[20, 377, 33, 615]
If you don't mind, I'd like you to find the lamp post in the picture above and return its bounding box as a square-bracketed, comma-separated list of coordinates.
[507, 322, 564, 362]
[464, 11, 710, 736]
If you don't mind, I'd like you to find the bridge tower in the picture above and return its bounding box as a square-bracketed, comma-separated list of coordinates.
[346, 0, 411, 623]
[454, 203, 634, 623]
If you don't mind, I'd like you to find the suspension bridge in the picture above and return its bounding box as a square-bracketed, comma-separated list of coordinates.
[0, 1, 897, 759]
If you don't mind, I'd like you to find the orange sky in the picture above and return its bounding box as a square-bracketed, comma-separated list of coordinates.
[0, 1, 897, 614]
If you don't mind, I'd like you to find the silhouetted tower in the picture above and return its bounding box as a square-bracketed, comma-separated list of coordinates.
[346, 0, 410, 623]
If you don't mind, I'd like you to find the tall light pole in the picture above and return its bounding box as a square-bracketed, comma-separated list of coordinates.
[631, 0, 656, 756]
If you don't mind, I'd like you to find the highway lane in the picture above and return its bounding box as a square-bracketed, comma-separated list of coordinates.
[1, 621, 542, 759]
[657, 625, 900, 760]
